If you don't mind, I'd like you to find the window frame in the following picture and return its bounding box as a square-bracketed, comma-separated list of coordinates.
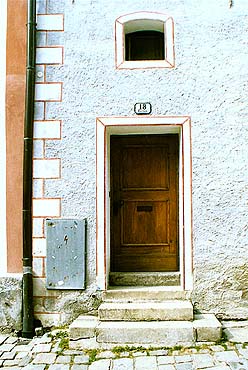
[115, 11, 175, 70]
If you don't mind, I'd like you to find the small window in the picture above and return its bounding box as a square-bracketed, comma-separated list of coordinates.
[115, 12, 175, 69]
[125, 30, 165, 61]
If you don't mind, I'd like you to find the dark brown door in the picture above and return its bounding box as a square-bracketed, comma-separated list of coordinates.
[110, 134, 179, 272]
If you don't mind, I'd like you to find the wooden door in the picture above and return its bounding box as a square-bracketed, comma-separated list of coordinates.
[110, 134, 179, 272]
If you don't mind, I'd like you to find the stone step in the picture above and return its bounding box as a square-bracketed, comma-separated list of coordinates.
[98, 300, 193, 321]
[103, 287, 190, 302]
[97, 320, 194, 346]
[109, 272, 180, 286]
[69, 314, 222, 347]
[69, 315, 99, 340]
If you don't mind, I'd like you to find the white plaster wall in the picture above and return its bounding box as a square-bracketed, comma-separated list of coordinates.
[43, 0, 248, 319]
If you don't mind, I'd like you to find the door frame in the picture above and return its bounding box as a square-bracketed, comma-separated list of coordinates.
[96, 116, 192, 291]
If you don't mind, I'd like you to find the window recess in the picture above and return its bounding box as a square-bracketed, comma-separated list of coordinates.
[115, 12, 175, 69]
[125, 30, 165, 61]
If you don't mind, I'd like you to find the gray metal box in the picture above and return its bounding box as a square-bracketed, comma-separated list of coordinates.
[46, 219, 86, 289]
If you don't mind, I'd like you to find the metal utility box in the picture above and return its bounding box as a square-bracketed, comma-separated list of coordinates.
[46, 219, 86, 289]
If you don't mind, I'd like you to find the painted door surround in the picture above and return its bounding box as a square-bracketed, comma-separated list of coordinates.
[96, 116, 192, 291]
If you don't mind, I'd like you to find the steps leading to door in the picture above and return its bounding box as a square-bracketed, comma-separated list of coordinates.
[109, 272, 180, 286]
[69, 288, 222, 347]
[98, 300, 193, 321]
[69, 314, 222, 347]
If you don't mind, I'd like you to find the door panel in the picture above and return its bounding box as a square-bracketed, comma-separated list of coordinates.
[110, 134, 179, 272]
[122, 200, 169, 245]
[122, 146, 169, 190]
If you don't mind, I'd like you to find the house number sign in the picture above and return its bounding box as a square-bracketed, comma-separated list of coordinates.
[134, 102, 152, 115]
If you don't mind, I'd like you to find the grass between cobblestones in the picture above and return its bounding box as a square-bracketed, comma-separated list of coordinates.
[46, 337, 248, 368]
[48, 329, 70, 353]
[85, 348, 99, 363]
[47, 328, 247, 359]
[48, 327, 248, 362]
[1, 327, 248, 368]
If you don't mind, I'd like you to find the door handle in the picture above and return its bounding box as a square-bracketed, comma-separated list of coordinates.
[113, 200, 124, 215]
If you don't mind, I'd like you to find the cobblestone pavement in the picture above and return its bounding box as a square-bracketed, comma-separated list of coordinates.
[0, 331, 248, 370]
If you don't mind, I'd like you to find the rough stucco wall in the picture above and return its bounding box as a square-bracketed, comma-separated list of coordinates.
[39, 0, 248, 321]
[0, 277, 22, 333]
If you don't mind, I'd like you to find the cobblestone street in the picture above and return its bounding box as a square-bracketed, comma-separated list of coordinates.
[0, 327, 248, 370]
